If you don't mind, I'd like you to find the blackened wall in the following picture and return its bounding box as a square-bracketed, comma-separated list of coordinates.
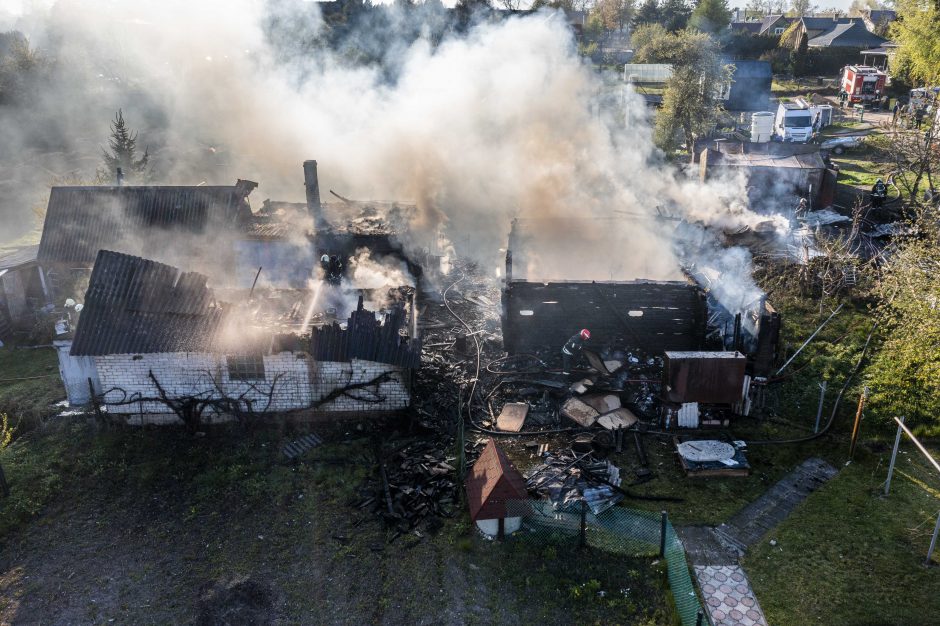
[501, 280, 707, 354]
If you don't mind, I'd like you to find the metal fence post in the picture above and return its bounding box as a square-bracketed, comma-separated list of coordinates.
[926, 510, 940, 567]
[695, 610, 704, 626]
[659, 510, 668, 558]
[579, 500, 587, 549]
[884, 416, 905, 497]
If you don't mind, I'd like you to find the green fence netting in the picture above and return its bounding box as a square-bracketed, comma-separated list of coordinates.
[517, 500, 702, 626]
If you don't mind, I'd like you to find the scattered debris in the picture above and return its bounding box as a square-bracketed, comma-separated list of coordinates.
[281, 433, 324, 459]
[496, 402, 529, 432]
[597, 408, 638, 431]
[526, 450, 624, 514]
[561, 397, 599, 428]
[676, 438, 750, 477]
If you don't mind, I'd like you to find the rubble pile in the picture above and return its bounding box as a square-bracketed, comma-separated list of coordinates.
[526, 450, 625, 515]
[357, 438, 458, 537]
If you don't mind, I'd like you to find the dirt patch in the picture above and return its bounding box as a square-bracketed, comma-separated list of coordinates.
[196, 578, 279, 626]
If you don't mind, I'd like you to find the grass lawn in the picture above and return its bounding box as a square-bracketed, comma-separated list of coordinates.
[744, 445, 940, 626]
[0, 347, 65, 430]
[0, 423, 677, 624]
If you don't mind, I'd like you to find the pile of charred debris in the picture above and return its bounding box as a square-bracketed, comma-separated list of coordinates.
[354, 262, 717, 539]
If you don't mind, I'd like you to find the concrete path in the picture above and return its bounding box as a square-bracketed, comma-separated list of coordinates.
[678, 457, 839, 626]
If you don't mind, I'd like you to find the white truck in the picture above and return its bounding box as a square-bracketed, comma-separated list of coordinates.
[773, 101, 826, 143]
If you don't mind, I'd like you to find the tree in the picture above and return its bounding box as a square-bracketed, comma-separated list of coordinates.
[891, 0, 940, 86]
[651, 30, 730, 152]
[592, 0, 635, 31]
[99, 109, 150, 183]
[689, 0, 733, 33]
[791, 31, 809, 75]
[0, 33, 50, 107]
[789, 0, 815, 17]
[659, 0, 692, 31]
[867, 233, 940, 431]
[633, 0, 661, 26]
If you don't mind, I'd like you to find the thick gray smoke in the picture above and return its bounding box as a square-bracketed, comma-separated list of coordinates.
[0, 0, 781, 315]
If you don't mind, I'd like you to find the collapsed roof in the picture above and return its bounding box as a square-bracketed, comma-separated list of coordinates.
[71, 249, 421, 367]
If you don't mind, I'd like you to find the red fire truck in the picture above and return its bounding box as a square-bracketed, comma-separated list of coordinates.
[841, 65, 887, 104]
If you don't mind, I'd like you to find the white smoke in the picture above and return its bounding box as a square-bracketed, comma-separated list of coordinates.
[1, 0, 785, 315]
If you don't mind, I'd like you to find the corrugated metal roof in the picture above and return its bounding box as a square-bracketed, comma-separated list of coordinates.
[0, 244, 38, 271]
[70, 250, 227, 356]
[38, 185, 251, 265]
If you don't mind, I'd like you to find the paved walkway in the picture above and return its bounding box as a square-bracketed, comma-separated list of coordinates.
[678, 457, 839, 626]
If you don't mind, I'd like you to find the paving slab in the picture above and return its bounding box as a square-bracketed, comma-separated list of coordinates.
[695, 565, 768, 626]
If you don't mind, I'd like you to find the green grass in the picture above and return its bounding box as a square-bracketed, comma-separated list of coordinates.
[1, 423, 678, 624]
[0, 347, 65, 430]
[744, 445, 940, 625]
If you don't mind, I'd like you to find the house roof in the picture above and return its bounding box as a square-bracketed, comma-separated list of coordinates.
[465, 439, 529, 522]
[807, 19, 888, 47]
[730, 21, 762, 34]
[70, 250, 228, 356]
[728, 60, 772, 79]
[37, 184, 253, 265]
[0, 244, 38, 272]
[758, 14, 793, 35]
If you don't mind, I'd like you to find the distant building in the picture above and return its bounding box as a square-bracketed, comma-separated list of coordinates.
[721, 60, 772, 112]
[792, 17, 889, 48]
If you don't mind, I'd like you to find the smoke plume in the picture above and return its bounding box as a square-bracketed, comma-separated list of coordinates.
[0, 0, 783, 316]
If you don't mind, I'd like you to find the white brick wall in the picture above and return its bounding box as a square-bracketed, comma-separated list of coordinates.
[96, 352, 410, 423]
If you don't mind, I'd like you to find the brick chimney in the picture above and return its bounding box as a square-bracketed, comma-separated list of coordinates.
[303, 160, 328, 232]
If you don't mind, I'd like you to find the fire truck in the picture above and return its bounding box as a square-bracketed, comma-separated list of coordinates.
[841, 65, 887, 105]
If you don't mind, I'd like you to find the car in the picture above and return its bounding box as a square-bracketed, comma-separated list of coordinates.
[819, 135, 865, 154]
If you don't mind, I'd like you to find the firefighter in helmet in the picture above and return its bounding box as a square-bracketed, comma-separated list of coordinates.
[871, 178, 887, 208]
[562, 328, 591, 375]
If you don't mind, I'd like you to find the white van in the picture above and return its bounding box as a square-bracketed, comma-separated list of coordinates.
[774, 102, 813, 142]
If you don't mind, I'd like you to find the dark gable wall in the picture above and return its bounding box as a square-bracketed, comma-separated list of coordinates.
[501, 280, 707, 354]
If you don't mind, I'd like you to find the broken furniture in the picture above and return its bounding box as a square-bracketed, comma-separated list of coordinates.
[661, 351, 747, 428]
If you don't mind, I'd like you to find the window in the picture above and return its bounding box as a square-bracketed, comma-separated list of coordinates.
[227, 355, 266, 381]
[774, 27, 784, 35]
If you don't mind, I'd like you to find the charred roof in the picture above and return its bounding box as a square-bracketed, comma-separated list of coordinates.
[38, 184, 254, 265]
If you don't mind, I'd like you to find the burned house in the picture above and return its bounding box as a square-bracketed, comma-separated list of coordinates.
[36, 180, 258, 298]
[235, 161, 426, 291]
[502, 217, 707, 355]
[56, 250, 420, 422]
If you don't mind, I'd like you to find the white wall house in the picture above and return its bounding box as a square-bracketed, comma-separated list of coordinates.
[64, 250, 419, 425]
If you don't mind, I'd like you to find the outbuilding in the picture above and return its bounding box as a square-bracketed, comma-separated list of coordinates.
[465, 439, 529, 538]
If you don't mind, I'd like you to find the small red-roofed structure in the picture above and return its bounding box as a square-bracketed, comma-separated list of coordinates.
[465, 438, 529, 538]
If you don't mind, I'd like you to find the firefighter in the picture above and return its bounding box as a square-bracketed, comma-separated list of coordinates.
[562, 328, 591, 375]
[795, 197, 809, 220]
[839, 90, 847, 108]
[871, 179, 888, 208]
[327, 255, 344, 284]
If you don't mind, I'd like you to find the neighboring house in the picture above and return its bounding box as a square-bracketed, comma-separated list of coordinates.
[57, 250, 420, 422]
[757, 14, 794, 36]
[790, 17, 888, 48]
[860, 42, 898, 71]
[730, 21, 762, 35]
[36, 180, 257, 297]
[0, 244, 49, 342]
[857, 9, 897, 35]
[721, 60, 772, 112]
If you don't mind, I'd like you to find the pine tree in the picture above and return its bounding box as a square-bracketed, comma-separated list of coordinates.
[99, 109, 149, 183]
[689, 0, 733, 34]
